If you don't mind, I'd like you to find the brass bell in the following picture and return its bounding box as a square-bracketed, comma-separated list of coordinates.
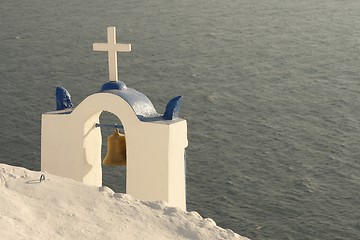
[103, 129, 126, 166]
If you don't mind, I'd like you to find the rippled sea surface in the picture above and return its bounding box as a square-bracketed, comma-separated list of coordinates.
[1, 0, 360, 239]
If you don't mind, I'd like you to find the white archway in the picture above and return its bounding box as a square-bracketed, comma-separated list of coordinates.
[42, 92, 188, 209]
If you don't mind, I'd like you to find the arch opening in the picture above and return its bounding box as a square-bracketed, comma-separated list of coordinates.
[99, 111, 127, 193]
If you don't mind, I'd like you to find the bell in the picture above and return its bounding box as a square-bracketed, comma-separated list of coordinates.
[103, 129, 126, 166]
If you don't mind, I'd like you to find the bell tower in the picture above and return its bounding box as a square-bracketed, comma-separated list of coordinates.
[41, 27, 188, 210]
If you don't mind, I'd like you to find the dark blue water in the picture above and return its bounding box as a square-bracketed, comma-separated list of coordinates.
[1, 0, 360, 239]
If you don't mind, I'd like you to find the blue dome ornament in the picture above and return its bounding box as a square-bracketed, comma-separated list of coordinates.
[56, 86, 74, 110]
[100, 81, 127, 91]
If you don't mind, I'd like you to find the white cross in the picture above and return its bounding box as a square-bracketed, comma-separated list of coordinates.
[93, 26, 131, 81]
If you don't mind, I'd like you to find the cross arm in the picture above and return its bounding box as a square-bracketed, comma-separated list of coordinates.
[93, 43, 132, 52]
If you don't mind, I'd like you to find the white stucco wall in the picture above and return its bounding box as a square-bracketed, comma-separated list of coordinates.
[41, 92, 188, 210]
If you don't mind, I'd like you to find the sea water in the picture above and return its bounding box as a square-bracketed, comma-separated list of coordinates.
[0, 0, 359, 239]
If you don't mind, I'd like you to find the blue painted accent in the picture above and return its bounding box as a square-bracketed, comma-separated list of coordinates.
[163, 96, 183, 120]
[100, 88, 161, 118]
[101, 81, 127, 91]
[56, 86, 74, 110]
[98, 83, 184, 121]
